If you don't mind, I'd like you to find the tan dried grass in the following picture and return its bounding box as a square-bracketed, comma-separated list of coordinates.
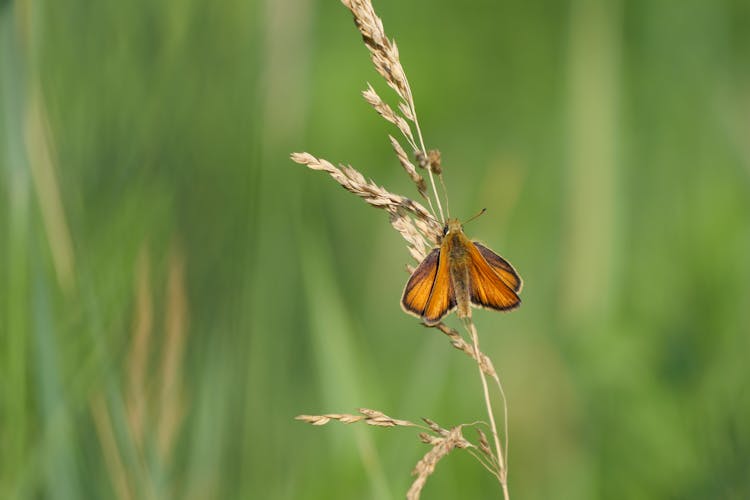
[293, 1, 515, 498]
[343, 0, 446, 221]
[91, 239, 190, 500]
[296, 409, 498, 499]
[290, 152, 439, 262]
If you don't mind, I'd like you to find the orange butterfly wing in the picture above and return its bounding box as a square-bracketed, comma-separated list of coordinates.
[468, 242, 521, 311]
[401, 248, 439, 317]
[422, 249, 455, 325]
[473, 242, 523, 292]
[401, 248, 455, 324]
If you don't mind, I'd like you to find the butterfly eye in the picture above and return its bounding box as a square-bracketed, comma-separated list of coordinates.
[442, 224, 449, 236]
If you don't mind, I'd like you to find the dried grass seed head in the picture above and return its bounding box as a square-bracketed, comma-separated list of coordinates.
[290, 152, 441, 261]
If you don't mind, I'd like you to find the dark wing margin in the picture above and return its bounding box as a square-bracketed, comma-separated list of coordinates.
[401, 248, 440, 317]
[473, 242, 523, 292]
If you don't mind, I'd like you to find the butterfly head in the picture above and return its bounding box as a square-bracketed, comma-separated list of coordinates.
[442, 218, 463, 237]
[442, 208, 487, 238]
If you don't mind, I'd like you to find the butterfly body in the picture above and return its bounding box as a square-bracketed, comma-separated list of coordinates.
[445, 224, 473, 319]
[401, 218, 522, 325]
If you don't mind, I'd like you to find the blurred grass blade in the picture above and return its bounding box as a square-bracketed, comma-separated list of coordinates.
[299, 226, 392, 500]
[25, 84, 76, 294]
[1, 6, 31, 497]
[561, 0, 622, 324]
[31, 268, 80, 499]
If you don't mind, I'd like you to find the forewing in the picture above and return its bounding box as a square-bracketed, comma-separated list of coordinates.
[422, 249, 455, 325]
[473, 242, 523, 292]
[401, 248, 440, 317]
[468, 243, 521, 311]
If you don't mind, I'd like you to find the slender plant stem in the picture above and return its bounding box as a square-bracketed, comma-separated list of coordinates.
[491, 370, 510, 472]
[407, 90, 445, 223]
[464, 318, 509, 500]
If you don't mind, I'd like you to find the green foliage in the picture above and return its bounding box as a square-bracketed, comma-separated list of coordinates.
[2, 0, 749, 498]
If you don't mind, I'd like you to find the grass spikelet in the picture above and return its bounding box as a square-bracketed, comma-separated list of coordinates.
[407, 426, 470, 500]
[389, 135, 427, 199]
[362, 84, 415, 144]
[290, 152, 440, 261]
[296, 408, 416, 428]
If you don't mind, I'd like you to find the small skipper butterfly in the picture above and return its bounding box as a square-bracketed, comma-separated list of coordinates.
[401, 213, 522, 325]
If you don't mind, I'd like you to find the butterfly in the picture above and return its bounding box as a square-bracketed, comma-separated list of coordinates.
[401, 217, 522, 325]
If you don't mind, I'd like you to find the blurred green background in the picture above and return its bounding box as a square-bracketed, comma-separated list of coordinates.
[2, 0, 750, 498]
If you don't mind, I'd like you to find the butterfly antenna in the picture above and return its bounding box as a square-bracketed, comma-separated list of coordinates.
[462, 208, 487, 225]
